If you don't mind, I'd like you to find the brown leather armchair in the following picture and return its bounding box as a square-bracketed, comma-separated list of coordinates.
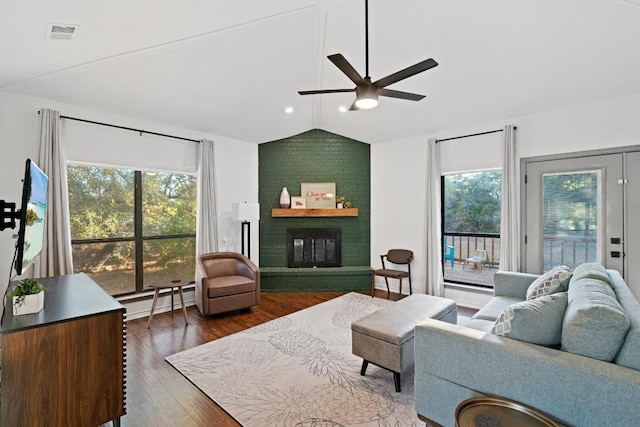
[196, 252, 260, 316]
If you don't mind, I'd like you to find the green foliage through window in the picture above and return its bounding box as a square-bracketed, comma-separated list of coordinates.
[68, 165, 197, 296]
[67, 166, 135, 239]
[443, 171, 501, 234]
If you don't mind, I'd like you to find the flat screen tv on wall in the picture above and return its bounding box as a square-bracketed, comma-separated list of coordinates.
[14, 159, 49, 276]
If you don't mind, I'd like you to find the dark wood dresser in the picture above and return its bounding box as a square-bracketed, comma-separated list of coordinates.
[1, 273, 126, 426]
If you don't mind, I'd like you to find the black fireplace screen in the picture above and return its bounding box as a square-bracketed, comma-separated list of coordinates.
[287, 228, 342, 268]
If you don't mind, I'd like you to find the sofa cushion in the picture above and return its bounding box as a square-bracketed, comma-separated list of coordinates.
[570, 262, 612, 286]
[526, 265, 572, 300]
[462, 318, 497, 333]
[472, 296, 523, 321]
[206, 275, 256, 297]
[562, 277, 631, 361]
[608, 269, 640, 370]
[492, 292, 568, 346]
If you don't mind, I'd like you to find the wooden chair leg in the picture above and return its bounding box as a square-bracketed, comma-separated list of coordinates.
[384, 277, 390, 294]
[398, 278, 402, 295]
[371, 273, 376, 297]
[178, 286, 188, 325]
[146, 288, 161, 328]
[409, 276, 412, 295]
[170, 286, 175, 316]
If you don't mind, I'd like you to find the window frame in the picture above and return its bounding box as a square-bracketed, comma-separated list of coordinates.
[440, 169, 502, 288]
[68, 165, 197, 296]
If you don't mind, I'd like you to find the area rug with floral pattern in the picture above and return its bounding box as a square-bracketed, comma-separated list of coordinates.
[166, 292, 420, 426]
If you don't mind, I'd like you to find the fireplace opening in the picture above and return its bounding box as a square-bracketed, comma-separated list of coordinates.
[287, 228, 342, 268]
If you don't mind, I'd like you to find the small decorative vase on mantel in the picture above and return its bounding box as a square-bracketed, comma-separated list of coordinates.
[280, 187, 291, 208]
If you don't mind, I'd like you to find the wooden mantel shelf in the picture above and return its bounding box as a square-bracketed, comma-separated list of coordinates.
[272, 208, 358, 217]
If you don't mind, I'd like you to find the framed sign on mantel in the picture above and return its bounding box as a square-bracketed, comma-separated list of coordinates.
[301, 182, 336, 208]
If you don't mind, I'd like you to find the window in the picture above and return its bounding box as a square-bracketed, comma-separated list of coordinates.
[442, 170, 501, 287]
[67, 165, 197, 296]
[542, 171, 599, 271]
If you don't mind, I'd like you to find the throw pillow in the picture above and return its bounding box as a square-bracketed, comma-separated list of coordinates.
[492, 292, 568, 346]
[526, 265, 572, 300]
[562, 279, 631, 361]
[570, 262, 612, 286]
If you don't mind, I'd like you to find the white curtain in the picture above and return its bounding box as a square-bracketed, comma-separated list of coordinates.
[424, 138, 445, 296]
[195, 139, 218, 313]
[196, 139, 218, 255]
[499, 125, 519, 271]
[33, 108, 74, 277]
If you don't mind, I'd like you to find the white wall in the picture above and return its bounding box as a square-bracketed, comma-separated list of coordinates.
[371, 93, 640, 298]
[0, 92, 258, 320]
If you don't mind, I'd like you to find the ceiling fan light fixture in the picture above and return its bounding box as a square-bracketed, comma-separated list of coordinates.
[355, 86, 378, 109]
[298, 0, 437, 109]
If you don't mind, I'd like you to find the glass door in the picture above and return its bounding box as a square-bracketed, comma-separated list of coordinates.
[625, 151, 640, 299]
[541, 170, 600, 271]
[524, 154, 623, 274]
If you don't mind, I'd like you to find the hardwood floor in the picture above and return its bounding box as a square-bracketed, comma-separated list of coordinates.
[111, 291, 476, 426]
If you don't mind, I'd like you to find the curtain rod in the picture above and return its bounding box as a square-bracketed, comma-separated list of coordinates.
[38, 110, 200, 143]
[435, 127, 516, 143]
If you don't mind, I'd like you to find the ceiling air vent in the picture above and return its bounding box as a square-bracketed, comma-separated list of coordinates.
[46, 23, 79, 40]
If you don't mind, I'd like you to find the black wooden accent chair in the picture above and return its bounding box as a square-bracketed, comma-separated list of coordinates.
[371, 249, 414, 297]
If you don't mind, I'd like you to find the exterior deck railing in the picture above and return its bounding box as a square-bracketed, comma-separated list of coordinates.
[542, 234, 597, 271]
[444, 233, 501, 268]
[443, 233, 500, 287]
[443, 233, 598, 286]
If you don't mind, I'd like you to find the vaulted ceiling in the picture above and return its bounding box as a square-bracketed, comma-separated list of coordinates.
[2, 0, 640, 143]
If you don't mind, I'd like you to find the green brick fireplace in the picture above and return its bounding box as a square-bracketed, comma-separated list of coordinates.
[258, 129, 371, 292]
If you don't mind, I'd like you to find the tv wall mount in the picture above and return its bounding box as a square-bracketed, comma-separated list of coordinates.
[0, 200, 20, 231]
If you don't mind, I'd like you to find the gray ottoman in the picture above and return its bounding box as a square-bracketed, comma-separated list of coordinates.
[351, 294, 457, 392]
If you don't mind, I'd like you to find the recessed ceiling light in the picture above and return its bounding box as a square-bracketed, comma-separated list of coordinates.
[338, 106, 348, 113]
[284, 106, 294, 114]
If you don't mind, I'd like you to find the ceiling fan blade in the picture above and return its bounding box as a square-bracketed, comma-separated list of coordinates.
[298, 88, 355, 95]
[328, 54, 366, 86]
[349, 101, 360, 111]
[373, 58, 438, 88]
[379, 88, 425, 101]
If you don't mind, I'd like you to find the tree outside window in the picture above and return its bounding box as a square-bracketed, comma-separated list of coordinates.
[67, 165, 196, 296]
[443, 170, 501, 287]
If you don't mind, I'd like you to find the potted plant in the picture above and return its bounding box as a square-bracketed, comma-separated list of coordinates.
[336, 196, 351, 209]
[12, 277, 45, 316]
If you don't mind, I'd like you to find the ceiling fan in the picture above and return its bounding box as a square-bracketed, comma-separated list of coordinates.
[298, 0, 438, 110]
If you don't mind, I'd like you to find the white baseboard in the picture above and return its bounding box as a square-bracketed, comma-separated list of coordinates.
[372, 282, 492, 310]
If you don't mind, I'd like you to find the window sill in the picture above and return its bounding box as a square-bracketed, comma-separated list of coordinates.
[444, 282, 493, 294]
[115, 283, 195, 303]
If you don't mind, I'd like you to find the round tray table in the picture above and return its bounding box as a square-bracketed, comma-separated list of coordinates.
[455, 397, 564, 427]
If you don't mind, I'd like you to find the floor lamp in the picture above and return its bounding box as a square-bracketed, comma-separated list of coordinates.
[232, 202, 260, 259]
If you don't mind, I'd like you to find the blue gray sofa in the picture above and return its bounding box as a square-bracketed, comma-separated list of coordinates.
[414, 263, 640, 427]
